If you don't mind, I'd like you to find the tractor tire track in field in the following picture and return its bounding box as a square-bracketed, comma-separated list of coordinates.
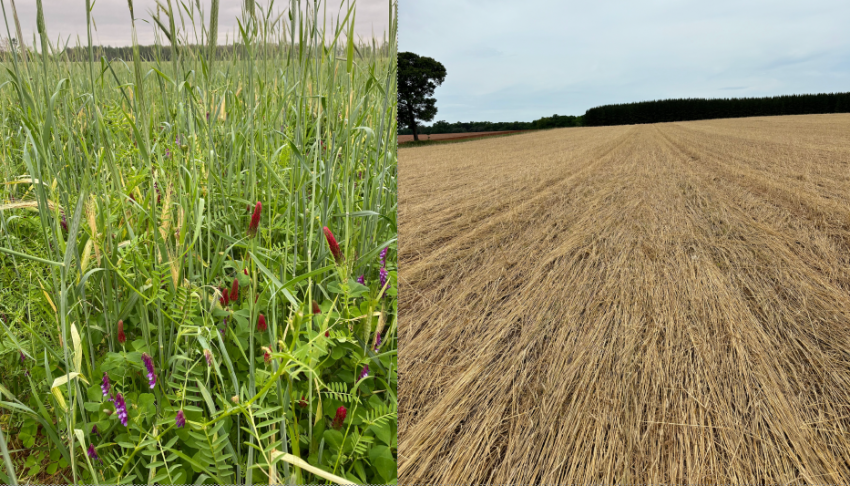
[399, 114, 850, 484]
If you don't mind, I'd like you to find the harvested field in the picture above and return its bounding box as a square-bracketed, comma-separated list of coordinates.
[398, 130, 529, 143]
[399, 114, 850, 484]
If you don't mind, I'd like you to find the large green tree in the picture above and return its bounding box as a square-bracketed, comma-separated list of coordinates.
[398, 52, 446, 141]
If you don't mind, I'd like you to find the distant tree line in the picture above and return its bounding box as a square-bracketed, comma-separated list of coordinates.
[0, 37, 391, 63]
[402, 92, 850, 135]
[398, 114, 583, 135]
[583, 92, 850, 126]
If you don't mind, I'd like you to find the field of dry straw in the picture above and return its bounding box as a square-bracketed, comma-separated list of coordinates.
[398, 114, 850, 484]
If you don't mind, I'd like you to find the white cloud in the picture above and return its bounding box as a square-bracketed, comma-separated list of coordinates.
[5, 0, 390, 47]
[401, 0, 850, 122]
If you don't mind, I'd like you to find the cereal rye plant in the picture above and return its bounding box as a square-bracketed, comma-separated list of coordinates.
[0, 0, 398, 483]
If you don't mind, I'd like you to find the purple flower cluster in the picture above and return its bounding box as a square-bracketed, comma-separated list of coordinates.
[176, 410, 186, 428]
[113, 392, 128, 426]
[101, 372, 110, 396]
[359, 365, 370, 381]
[379, 267, 389, 290]
[357, 274, 365, 285]
[377, 246, 391, 297]
[375, 332, 382, 351]
[87, 443, 100, 462]
[142, 352, 157, 389]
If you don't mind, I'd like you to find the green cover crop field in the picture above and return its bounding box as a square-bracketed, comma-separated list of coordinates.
[0, 0, 397, 484]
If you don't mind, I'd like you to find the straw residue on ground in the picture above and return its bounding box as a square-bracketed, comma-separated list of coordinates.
[399, 114, 850, 484]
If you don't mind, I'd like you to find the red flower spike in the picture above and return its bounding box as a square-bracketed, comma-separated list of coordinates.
[248, 202, 262, 237]
[220, 286, 230, 306]
[244, 268, 248, 275]
[325, 330, 329, 338]
[312, 301, 321, 315]
[117, 320, 126, 345]
[332, 406, 347, 429]
[323, 227, 342, 263]
[230, 279, 239, 303]
[257, 314, 267, 332]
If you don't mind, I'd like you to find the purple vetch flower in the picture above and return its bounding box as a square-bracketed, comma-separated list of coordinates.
[142, 352, 157, 389]
[379, 267, 389, 290]
[359, 365, 370, 380]
[87, 443, 100, 463]
[60, 213, 68, 232]
[113, 392, 128, 426]
[175, 410, 186, 428]
[204, 349, 213, 367]
[375, 332, 382, 350]
[165, 148, 171, 158]
[379, 247, 388, 267]
[101, 372, 110, 396]
[19, 351, 25, 363]
[92, 424, 99, 436]
[356, 274, 365, 285]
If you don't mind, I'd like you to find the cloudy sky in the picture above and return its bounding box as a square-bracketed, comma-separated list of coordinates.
[401, 0, 850, 123]
[6, 0, 389, 48]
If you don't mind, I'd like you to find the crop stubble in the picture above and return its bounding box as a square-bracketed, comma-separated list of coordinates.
[398, 114, 850, 484]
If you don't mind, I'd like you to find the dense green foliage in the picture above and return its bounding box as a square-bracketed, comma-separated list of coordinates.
[584, 92, 850, 126]
[0, 0, 397, 484]
[397, 51, 446, 141]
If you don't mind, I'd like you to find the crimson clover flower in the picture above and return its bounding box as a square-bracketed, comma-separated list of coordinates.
[323, 227, 343, 263]
[117, 319, 126, 345]
[113, 393, 128, 426]
[248, 201, 262, 237]
[332, 406, 347, 429]
[312, 301, 321, 315]
[101, 372, 110, 396]
[230, 278, 239, 303]
[220, 286, 230, 306]
[257, 314, 267, 332]
[142, 352, 157, 389]
[359, 365, 370, 381]
[175, 410, 186, 428]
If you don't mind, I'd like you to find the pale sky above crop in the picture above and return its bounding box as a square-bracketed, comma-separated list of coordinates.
[401, 0, 850, 123]
[5, 0, 390, 48]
